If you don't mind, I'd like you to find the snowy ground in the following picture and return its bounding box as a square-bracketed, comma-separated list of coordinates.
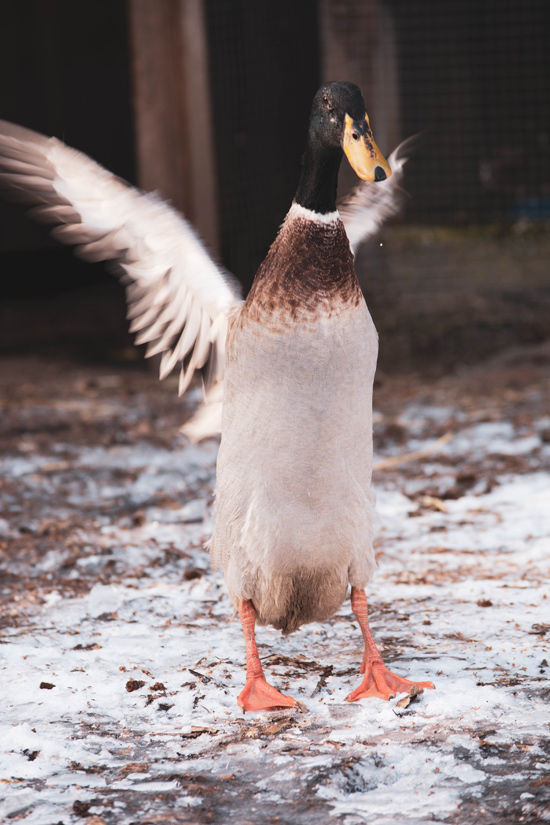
[1, 347, 549, 824]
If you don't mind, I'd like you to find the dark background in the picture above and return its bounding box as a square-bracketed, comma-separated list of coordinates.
[1, 0, 549, 368]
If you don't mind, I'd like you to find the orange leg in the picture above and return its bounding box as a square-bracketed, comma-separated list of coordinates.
[237, 599, 296, 712]
[345, 588, 435, 702]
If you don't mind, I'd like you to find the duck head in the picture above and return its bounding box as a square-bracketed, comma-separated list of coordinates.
[295, 81, 391, 214]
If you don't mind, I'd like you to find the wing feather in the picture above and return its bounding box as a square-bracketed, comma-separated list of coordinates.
[178, 310, 211, 397]
[140, 292, 193, 352]
[28, 204, 82, 224]
[160, 300, 203, 380]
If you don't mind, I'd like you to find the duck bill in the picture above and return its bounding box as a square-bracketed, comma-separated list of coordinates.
[343, 114, 392, 182]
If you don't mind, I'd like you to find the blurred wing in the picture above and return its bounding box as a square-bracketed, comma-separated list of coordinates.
[338, 138, 413, 256]
[0, 120, 242, 404]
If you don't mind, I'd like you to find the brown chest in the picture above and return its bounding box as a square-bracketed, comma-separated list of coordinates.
[238, 213, 362, 335]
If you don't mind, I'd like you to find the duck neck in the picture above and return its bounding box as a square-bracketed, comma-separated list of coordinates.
[294, 140, 343, 215]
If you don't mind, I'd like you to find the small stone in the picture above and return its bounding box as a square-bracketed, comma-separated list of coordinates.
[73, 799, 91, 817]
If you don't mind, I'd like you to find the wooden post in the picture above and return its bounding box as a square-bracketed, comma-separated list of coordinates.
[127, 0, 219, 251]
[179, 0, 219, 254]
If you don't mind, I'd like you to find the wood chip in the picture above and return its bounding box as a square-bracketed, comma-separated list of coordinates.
[120, 762, 149, 774]
[374, 433, 452, 471]
[181, 726, 218, 739]
[125, 679, 146, 692]
[73, 643, 102, 651]
[396, 684, 424, 708]
[420, 495, 448, 513]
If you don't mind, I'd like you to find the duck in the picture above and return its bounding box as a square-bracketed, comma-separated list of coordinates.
[0, 81, 434, 711]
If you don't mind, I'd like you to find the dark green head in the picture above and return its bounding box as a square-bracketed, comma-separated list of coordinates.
[295, 81, 391, 213]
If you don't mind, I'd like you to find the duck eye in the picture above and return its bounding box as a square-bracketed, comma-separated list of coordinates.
[352, 132, 359, 141]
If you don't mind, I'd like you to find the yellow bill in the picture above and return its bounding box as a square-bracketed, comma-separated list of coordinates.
[343, 113, 392, 182]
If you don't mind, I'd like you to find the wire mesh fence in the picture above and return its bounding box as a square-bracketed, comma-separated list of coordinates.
[389, 0, 550, 225]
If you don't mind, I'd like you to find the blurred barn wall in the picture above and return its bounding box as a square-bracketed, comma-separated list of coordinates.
[0, 0, 548, 370]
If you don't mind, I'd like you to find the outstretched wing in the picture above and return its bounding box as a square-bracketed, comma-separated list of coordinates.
[0, 120, 242, 401]
[338, 138, 413, 256]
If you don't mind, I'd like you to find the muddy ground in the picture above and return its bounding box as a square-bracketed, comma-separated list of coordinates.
[1, 342, 549, 824]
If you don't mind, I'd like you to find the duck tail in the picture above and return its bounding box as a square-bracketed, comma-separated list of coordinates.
[256, 567, 349, 635]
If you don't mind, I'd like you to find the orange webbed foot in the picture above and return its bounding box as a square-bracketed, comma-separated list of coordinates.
[345, 659, 435, 702]
[237, 677, 297, 713]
